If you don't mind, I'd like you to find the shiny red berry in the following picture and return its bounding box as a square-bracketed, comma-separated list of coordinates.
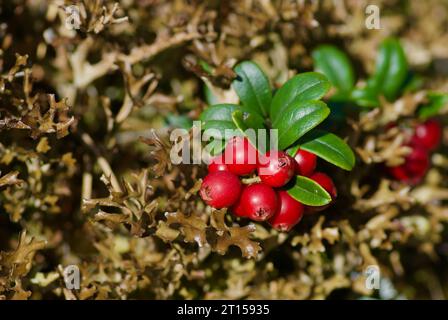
[268, 191, 304, 232]
[241, 183, 278, 221]
[231, 186, 246, 218]
[388, 145, 429, 185]
[294, 149, 317, 177]
[223, 136, 258, 176]
[411, 119, 442, 151]
[258, 150, 295, 187]
[199, 171, 242, 208]
[307, 172, 337, 212]
[208, 155, 228, 173]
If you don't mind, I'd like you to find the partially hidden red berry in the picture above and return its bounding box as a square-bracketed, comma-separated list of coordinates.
[258, 150, 295, 187]
[208, 155, 228, 173]
[231, 186, 246, 218]
[241, 183, 278, 221]
[199, 171, 241, 208]
[294, 149, 317, 177]
[268, 191, 304, 232]
[306, 172, 337, 212]
[411, 119, 442, 151]
[388, 145, 429, 185]
[223, 136, 258, 176]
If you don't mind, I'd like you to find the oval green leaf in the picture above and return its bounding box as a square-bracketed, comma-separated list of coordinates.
[418, 92, 448, 120]
[273, 100, 330, 150]
[232, 110, 267, 153]
[312, 45, 355, 93]
[286, 175, 331, 206]
[200, 104, 239, 139]
[270, 72, 331, 122]
[297, 130, 355, 170]
[369, 38, 408, 101]
[232, 61, 272, 117]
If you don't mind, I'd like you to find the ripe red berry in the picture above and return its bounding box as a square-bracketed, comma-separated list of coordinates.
[241, 183, 278, 221]
[268, 191, 304, 232]
[231, 187, 246, 218]
[411, 119, 442, 151]
[293, 149, 317, 177]
[208, 155, 228, 173]
[223, 136, 258, 176]
[388, 145, 429, 185]
[258, 150, 295, 187]
[307, 172, 337, 212]
[199, 171, 242, 208]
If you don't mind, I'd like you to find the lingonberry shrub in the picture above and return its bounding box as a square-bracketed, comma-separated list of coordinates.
[199, 60, 355, 231]
[312, 38, 445, 186]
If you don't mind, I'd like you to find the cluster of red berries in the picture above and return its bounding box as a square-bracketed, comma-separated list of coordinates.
[388, 119, 443, 185]
[199, 136, 337, 232]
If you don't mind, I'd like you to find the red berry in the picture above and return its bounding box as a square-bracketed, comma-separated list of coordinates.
[388, 145, 429, 185]
[294, 149, 317, 177]
[411, 119, 442, 151]
[268, 191, 304, 232]
[241, 183, 278, 221]
[208, 155, 228, 172]
[307, 172, 337, 212]
[199, 171, 242, 208]
[223, 136, 258, 176]
[258, 150, 295, 187]
[231, 187, 246, 218]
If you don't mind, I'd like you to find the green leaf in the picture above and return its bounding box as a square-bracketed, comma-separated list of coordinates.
[232, 61, 272, 117]
[312, 45, 355, 93]
[286, 176, 331, 206]
[369, 38, 408, 101]
[166, 114, 192, 130]
[272, 100, 330, 150]
[418, 92, 448, 120]
[296, 130, 355, 170]
[270, 72, 331, 122]
[200, 104, 239, 139]
[231, 110, 267, 153]
[350, 87, 380, 108]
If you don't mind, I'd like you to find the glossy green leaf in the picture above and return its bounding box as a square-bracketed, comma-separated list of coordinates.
[369, 38, 408, 101]
[286, 175, 331, 206]
[273, 100, 330, 150]
[200, 104, 239, 140]
[312, 45, 355, 93]
[232, 61, 272, 117]
[232, 110, 267, 153]
[297, 130, 355, 170]
[350, 87, 380, 108]
[418, 92, 448, 119]
[270, 72, 331, 122]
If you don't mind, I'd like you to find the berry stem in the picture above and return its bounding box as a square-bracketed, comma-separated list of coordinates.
[241, 176, 262, 185]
